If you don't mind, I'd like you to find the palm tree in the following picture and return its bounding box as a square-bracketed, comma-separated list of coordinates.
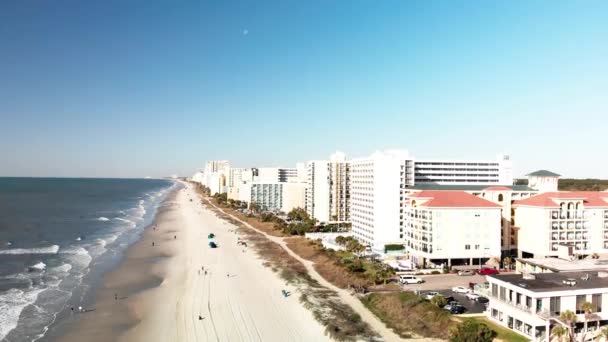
[595, 327, 608, 341]
[580, 301, 595, 341]
[552, 325, 569, 342]
[503, 256, 513, 270]
[560, 310, 578, 341]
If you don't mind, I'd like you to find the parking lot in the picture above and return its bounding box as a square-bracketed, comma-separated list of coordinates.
[399, 273, 490, 314]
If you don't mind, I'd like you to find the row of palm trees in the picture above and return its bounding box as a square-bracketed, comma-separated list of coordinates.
[550, 303, 608, 342]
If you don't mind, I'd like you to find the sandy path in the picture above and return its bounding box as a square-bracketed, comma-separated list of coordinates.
[204, 194, 427, 342]
[121, 182, 329, 342]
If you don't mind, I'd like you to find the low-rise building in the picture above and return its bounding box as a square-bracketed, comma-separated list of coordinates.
[513, 191, 608, 258]
[516, 257, 608, 274]
[403, 190, 502, 267]
[402, 184, 538, 256]
[486, 272, 608, 341]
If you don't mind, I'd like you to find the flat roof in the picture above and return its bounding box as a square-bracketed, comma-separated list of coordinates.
[489, 271, 608, 292]
[517, 257, 608, 272]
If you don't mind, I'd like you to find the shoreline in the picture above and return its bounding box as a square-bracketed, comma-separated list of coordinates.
[52, 184, 183, 342]
[55, 181, 329, 342]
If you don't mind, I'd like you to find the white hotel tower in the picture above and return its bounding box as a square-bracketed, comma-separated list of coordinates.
[413, 154, 513, 185]
[305, 152, 350, 223]
[350, 150, 415, 253]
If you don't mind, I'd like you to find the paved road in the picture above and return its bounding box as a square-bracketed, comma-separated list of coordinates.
[401, 274, 487, 291]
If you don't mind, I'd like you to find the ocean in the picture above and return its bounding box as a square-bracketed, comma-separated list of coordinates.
[0, 178, 176, 342]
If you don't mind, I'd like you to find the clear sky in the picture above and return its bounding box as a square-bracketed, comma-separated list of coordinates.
[1, 1, 607, 178]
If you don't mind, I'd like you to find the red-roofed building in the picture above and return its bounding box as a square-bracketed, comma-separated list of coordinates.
[512, 191, 608, 258]
[403, 191, 502, 267]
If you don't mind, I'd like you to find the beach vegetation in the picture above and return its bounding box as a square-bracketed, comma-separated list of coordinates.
[449, 319, 496, 342]
[360, 292, 454, 339]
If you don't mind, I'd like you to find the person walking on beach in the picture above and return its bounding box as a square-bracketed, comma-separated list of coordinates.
[114, 293, 118, 301]
[174, 235, 177, 239]
[152, 241, 155, 247]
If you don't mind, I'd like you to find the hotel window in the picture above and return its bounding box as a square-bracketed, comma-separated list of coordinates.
[576, 295, 586, 314]
[550, 297, 561, 315]
[465, 244, 471, 250]
[592, 294, 602, 312]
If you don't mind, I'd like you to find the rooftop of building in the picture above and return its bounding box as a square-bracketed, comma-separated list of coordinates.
[407, 184, 537, 192]
[489, 271, 608, 292]
[513, 191, 608, 208]
[408, 190, 502, 208]
[517, 257, 608, 273]
[527, 170, 561, 177]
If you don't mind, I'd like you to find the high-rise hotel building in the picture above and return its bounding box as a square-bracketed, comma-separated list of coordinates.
[350, 150, 415, 252]
[305, 152, 351, 223]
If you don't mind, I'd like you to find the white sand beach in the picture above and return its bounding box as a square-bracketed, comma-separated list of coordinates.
[60, 181, 330, 342]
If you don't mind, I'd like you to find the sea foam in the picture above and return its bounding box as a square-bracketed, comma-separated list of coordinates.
[0, 288, 46, 341]
[97, 217, 110, 221]
[0, 245, 60, 255]
[28, 262, 47, 272]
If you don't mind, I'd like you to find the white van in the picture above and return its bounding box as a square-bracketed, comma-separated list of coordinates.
[399, 275, 424, 284]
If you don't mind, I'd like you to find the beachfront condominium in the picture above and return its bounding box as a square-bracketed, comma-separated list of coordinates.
[252, 166, 305, 183]
[190, 160, 231, 194]
[413, 154, 513, 185]
[226, 168, 254, 200]
[403, 190, 502, 268]
[205, 160, 230, 173]
[305, 151, 350, 223]
[238, 181, 306, 213]
[350, 150, 415, 253]
[513, 191, 608, 259]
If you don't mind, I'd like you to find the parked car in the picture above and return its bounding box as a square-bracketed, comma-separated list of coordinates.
[476, 296, 490, 304]
[478, 268, 499, 275]
[452, 286, 471, 294]
[457, 270, 475, 276]
[425, 291, 440, 300]
[399, 275, 424, 284]
[445, 304, 466, 314]
[208, 241, 217, 248]
[465, 293, 480, 300]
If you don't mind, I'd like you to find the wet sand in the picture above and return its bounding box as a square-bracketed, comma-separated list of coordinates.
[58, 181, 329, 342]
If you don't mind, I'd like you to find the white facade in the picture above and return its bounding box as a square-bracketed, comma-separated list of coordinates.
[305, 151, 350, 223]
[486, 272, 608, 341]
[403, 191, 502, 267]
[350, 150, 414, 253]
[281, 182, 306, 213]
[238, 181, 306, 213]
[514, 192, 608, 258]
[527, 170, 560, 193]
[413, 154, 513, 185]
[252, 167, 302, 183]
[205, 160, 230, 174]
[306, 160, 331, 222]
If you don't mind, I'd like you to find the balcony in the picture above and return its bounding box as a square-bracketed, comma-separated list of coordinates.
[489, 294, 534, 314]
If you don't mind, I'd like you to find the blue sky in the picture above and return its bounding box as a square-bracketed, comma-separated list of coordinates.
[1, 1, 607, 178]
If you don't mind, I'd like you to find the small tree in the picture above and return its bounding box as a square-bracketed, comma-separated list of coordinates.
[552, 325, 569, 342]
[581, 301, 595, 341]
[560, 310, 578, 341]
[595, 327, 608, 341]
[449, 319, 496, 342]
[431, 295, 447, 308]
[249, 202, 260, 214]
[503, 256, 513, 270]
